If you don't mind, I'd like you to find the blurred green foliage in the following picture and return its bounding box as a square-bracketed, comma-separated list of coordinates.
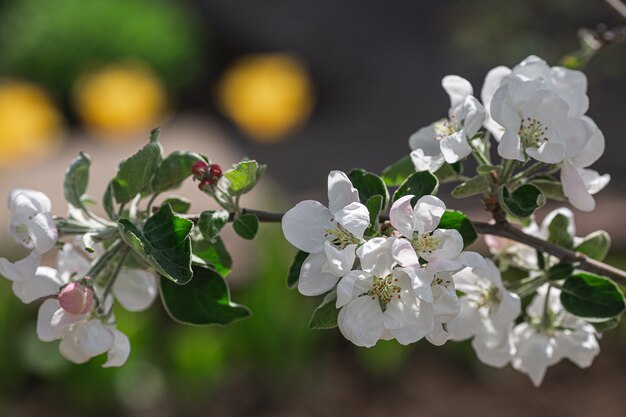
[0, 0, 204, 95]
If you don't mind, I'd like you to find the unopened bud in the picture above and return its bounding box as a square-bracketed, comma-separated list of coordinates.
[209, 164, 222, 178]
[198, 178, 217, 192]
[59, 282, 94, 315]
[192, 161, 208, 178]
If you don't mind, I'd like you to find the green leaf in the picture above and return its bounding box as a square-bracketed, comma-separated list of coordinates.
[476, 165, 501, 175]
[287, 250, 308, 288]
[64, 152, 91, 209]
[438, 210, 478, 248]
[112, 136, 163, 205]
[434, 162, 463, 183]
[160, 264, 250, 326]
[118, 205, 193, 284]
[309, 290, 339, 329]
[393, 171, 438, 203]
[348, 169, 389, 210]
[233, 214, 259, 240]
[499, 184, 545, 218]
[381, 155, 414, 187]
[451, 175, 490, 198]
[193, 236, 232, 277]
[530, 179, 566, 201]
[592, 316, 621, 333]
[560, 274, 626, 319]
[547, 213, 574, 249]
[151, 151, 204, 194]
[364, 195, 383, 236]
[576, 231, 611, 261]
[103, 182, 116, 220]
[546, 263, 574, 281]
[161, 196, 191, 214]
[198, 210, 230, 241]
[223, 160, 265, 195]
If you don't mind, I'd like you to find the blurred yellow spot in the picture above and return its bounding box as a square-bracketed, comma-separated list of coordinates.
[0, 81, 62, 168]
[218, 53, 314, 143]
[73, 62, 167, 138]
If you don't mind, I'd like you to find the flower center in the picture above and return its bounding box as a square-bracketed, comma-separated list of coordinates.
[432, 274, 452, 288]
[468, 283, 501, 310]
[519, 117, 549, 149]
[369, 274, 401, 307]
[411, 233, 441, 255]
[325, 224, 360, 249]
[433, 117, 460, 140]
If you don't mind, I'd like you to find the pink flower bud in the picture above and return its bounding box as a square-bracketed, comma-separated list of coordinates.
[209, 164, 222, 179]
[192, 161, 208, 178]
[59, 282, 94, 315]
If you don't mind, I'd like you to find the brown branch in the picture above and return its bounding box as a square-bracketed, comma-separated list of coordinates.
[188, 208, 626, 287]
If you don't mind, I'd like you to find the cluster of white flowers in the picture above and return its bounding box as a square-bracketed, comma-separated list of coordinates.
[0, 189, 158, 367]
[410, 55, 609, 212]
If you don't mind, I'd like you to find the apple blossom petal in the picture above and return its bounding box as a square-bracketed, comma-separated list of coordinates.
[494, 290, 522, 326]
[57, 243, 91, 282]
[442, 75, 473, 109]
[59, 331, 92, 364]
[439, 131, 472, 164]
[432, 283, 460, 322]
[387, 296, 434, 345]
[336, 270, 371, 308]
[71, 320, 115, 358]
[103, 328, 131, 368]
[446, 298, 481, 341]
[555, 329, 599, 369]
[281, 200, 333, 253]
[410, 148, 446, 173]
[334, 202, 370, 239]
[0, 251, 40, 282]
[561, 162, 596, 212]
[431, 229, 463, 260]
[8, 189, 51, 213]
[526, 132, 566, 164]
[472, 332, 512, 368]
[12, 266, 64, 304]
[426, 322, 449, 346]
[462, 96, 486, 138]
[481, 66, 511, 114]
[338, 296, 384, 347]
[356, 237, 394, 277]
[37, 299, 64, 342]
[28, 213, 58, 254]
[413, 195, 446, 234]
[512, 324, 556, 387]
[327, 170, 359, 215]
[570, 116, 604, 167]
[391, 238, 419, 267]
[322, 242, 356, 277]
[389, 195, 416, 238]
[113, 268, 158, 312]
[456, 251, 489, 272]
[512, 55, 551, 81]
[498, 129, 524, 161]
[298, 252, 342, 296]
[396, 266, 433, 302]
[581, 169, 610, 195]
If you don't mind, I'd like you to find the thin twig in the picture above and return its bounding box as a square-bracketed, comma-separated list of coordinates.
[187, 208, 626, 286]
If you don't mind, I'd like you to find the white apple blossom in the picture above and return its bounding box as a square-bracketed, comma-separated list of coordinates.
[389, 194, 463, 264]
[511, 284, 599, 386]
[0, 251, 66, 303]
[335, 237, 435, 347]
[410, 76, 486, 172]
[7, 189, 58, 253]
[282, 171, 369, 296]
[37, 298, 130, 367]
[446, 256, 521, 367]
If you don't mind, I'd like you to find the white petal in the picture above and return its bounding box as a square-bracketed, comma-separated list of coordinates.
[391, 238, 419, 267]
[28, 213, 58, 254]
[387, 296, 434, 345]
[555, 330, 599, 369]
[336, 270, 372, 308]
[281, 200, 333, 253]
[439, 131, 472, 164]
[581, 169, 610, 195]
[446, 299, 481, 341]
[570, 116, 604, 167]
[472, 331, 513, 368]
[481, 66, 511, 115]
[426, 322, 449, 346]
[396, 266, 433, 302]
[413, 195, 446, 234]
[298, 252, 342, 296]
[0, 251, 40, 282]
[327, 170, 359, 215]
[113, 268, 158, 312]
[8, 189, 51, 213]
[462, 96, 486, 138]
[37, 299, 64, 342]
[512, 324, 557, 387]
[57, 243, 91, 282]
[526, 133, 565, 164]
[498, 129, 524, 161]
[334, 202, 370, 239]
[338, 296, 384, 347]
[356, 237, 394, 277]
[322, 242, 356, 277]
[69, 320, 115, 358]
[389, 195, 416, 238]
[410, 148, 446, 173]
[13, 266, 64, 304]
[431, 229, 463, 260]
[512, 55, 551, 81]
[59, 331, 91, 364]
[456, 251, 489, 271]
[561, 162, 596, 212]
[442, 75, 473, 109]
[103, 328, 131, 368]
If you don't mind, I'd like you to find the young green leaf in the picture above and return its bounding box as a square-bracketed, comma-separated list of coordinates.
[112, 135, 163, 204]
[499, 184, 545, 218]
[103, 181, 116, 220]
[381, 155, 414, 187]
[193, 236, 232, 277]
[560, 273, 626, 319]
[64, 152, 91, 209]
[576, 231, 611, 261]
[364, 195, 383, 237]
[348, 169, 389, 210]
[160, 264, 250, 326]
[233, 214, 259, 240]
[592, 316, 621, 333]
[437, 210, 478, 248]
[287, 250, 309, 288]
[161, 196, 192, 214]
[530, 178, 566, 201]
[151, 151, 204, 193]
[198, 210, 230, 241]
[546, 263, 574, 281]
[434, 162, 463, 183]
[393, 171, 438, 203]
[309, 290, 339, 329]
[118, 205, 193, 284]
[224, 160, 264, 195]
[451, 175, 490, 198]
[476, 165, 501, 175]
[547, 213, 574, 249]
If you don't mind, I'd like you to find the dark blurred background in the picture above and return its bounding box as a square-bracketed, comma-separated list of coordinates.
[0, 1, 625, 416]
